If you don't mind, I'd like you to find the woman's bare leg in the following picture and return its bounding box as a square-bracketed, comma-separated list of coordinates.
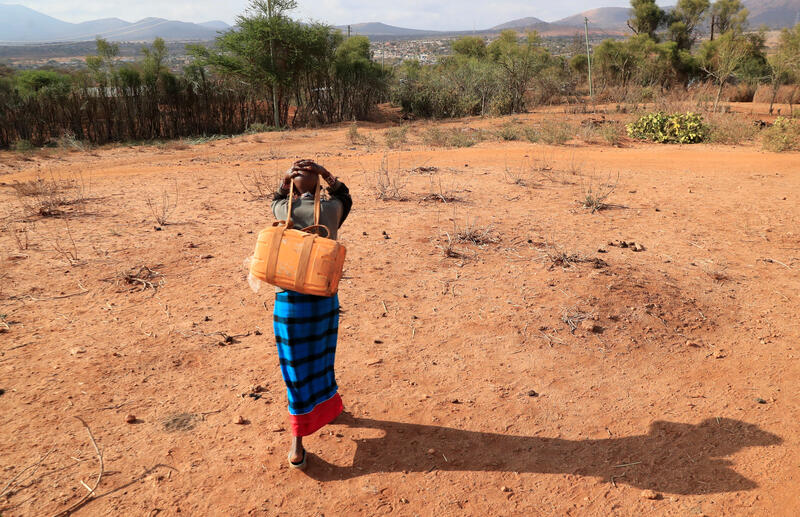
[289, 436, 304, 464]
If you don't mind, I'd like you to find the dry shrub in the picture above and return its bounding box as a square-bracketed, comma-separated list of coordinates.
[238, 170, 280, 200]
[11, 222, 33, 250]
[435, 212, 499, 258]
[752, 85, 800, 107]
[52, 218, 80, 265]
[57, 131, 86, 152]
[707, 113, 760, 145]
[369, 154, 408, 201]
[538, 120, 576, 145]
[495, 121, 522, 141]
[12, 173, 88, 218]
[580, 174, 619, 213]
[385, 126, 409, 149]
[422, 127, 485, 148]
[420, 176, 461, 203]
[539, 242, 608, 270]
[105, 264, 164, 292]
[762, 117, 800, 152]
[503, 161, 529, 186]
[347, 122, 375, 146]
[146, 183, 179, 225]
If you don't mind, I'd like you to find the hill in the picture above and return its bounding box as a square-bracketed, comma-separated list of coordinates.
[555, 7, 632, 30]
[744, 0, 800, 29]
[490, 17, 548, 30]
[336, 22, 442, 37]
[0, 4, 224, 42]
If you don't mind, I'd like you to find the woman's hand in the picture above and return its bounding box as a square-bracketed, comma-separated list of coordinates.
[293, 160, 336, 185]
[281, 166, 301, 190]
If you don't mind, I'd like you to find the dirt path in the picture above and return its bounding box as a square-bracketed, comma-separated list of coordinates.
[1, 115, 798, 516]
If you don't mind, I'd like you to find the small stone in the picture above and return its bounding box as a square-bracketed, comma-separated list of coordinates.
[234, 415, 247, 425]
[686, 340, 701, 348]
[451, 399, 461, 404]
[399, 497, 409, 504]
[251, 385, 267, 393]
[632, 243, 645, 252]
[527, 390, 538, 397]
[713, 349, 726, 359]
[125, 414, 136, 424]
[501, 486, 512, 493]
[154, 226, 162, 231]
[201, 254, 214, 260]
[69, 347, 86, 356]
[755, 398, 767, 404]
[427, 448, 436, 455]
[641, 489, 661, 500]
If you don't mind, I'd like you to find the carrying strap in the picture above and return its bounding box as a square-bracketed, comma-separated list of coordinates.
[294, 233, 316, 290]
[286, 174, 321, 229]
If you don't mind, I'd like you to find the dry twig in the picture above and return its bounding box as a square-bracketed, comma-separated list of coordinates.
[52, 417, 104, 517]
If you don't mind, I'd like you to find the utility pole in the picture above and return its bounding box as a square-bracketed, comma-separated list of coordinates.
[584, 17, 593, 104]
[268, 0, 280, 128]
[347, 25, 351, 38]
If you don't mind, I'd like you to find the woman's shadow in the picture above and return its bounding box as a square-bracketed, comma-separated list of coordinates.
[306, 414, 781, 495]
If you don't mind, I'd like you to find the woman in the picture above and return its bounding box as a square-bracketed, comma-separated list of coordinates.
[270, 159, 352, 470]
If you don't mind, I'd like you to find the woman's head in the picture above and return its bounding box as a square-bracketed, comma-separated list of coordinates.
[292, 171, 319, 195]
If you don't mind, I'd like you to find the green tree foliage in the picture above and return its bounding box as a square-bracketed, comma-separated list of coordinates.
[668, 0, 710, 50]
[698, 30, 750, 110]
[452, 36, 487, 59]
[767, 24, 800, 113]
[627, 0, 667, 40]
[86, 38, 120, 86]
[711, 0, 748, 38]
[13, 69, 72, 98]
[392, 31, 567, 118]
[191, 0, 387, 126]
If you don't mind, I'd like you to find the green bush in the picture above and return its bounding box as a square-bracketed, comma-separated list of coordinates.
[385, 126, 408, 149]
[495, 122, 521, 141]
[13, 139, 35, 153]
[422, 127, 485, 148]
[538, 120, 575, 145]
[762, 117, 800, 152]
[626, 112, 709, 144]
[246, 123, 281, 134]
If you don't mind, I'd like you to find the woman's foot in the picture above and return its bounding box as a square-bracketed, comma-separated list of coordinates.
[288, 436, 305, 466]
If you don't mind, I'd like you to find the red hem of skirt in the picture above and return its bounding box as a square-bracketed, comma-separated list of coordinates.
[289, 393, 343, 437]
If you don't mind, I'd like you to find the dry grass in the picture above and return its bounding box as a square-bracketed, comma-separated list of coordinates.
[422, 127, 486, 148]
[435, 212, 500, 259]
[385, 126, 409, 149]
[347, 122, 375, 146]
[579, 174, 619, 213]
[539, 242, 608, 270]
[12, 173, 89, 218]
[420, 176, 462, 203]
[708, 114, 760, 145]
[52, 218, 80, 265]
[369, 154, 408, 201]
[238, 170, 281, 201]
[105, 264, 164, 292]
[146, 183, 179, 226]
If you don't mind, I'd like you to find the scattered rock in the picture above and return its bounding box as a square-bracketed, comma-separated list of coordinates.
[399, 497, 409, 504]
[374, 339, 384, 344]
[713, 349, 726, 359]
[501, 486, 513, 493]
[201, 254, 214, 260]
[685, 340, 701, 348]
[69, 347, 86, 356]
[755, 398, 767, 404]
[451, 398, 461, 404]
[251, 385, 267, 393]
[427, 448, 436, 455]
[234, 415, 248, 425]
[580, 320, 604, 333]
[186, 242, 199, 249]
[641, 489, 661, 500]
[527, 390, 538, 397]
[0, 389, 5, 396]
[125, 414, 137, 424]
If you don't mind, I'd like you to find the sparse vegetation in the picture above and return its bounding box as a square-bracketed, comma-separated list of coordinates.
[369, 154, 408, 201]
[420, 176, 461, 203]
[495, 122, 522, 141]
[422, 127, 485, 148]
[347, 122, 375, 146]
[238, 170, 280, 201]
[538, 120, 575, 145]
[580, 174, 619, 213]
[762, 117, 800, 152]
[708, 114, 760, 144]
[12, 173, 88, 218]
[385, 126, 409, 149]
[146, 183, 179, 225]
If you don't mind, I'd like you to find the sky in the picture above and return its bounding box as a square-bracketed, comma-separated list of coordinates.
[8, 0, 673, 30]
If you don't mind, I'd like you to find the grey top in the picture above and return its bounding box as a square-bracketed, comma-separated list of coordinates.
[271, 195, 344, 240]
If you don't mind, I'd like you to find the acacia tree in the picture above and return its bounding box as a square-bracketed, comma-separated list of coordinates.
[627, 0, 667, 41]
[710, 0, 748, 40]
[699, 30, 749, 111]
[767, 25, 800, 114]
[488, 30, 550, 113]
[668, 0, 710, 50]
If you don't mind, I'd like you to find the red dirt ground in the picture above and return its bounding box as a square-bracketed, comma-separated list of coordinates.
[1, 109, 799, 516]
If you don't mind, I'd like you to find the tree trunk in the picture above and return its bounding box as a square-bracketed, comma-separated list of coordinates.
[714, 80, 725, 113]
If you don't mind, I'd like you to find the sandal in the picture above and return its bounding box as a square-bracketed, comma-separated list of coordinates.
[288, 449, 307, 471]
